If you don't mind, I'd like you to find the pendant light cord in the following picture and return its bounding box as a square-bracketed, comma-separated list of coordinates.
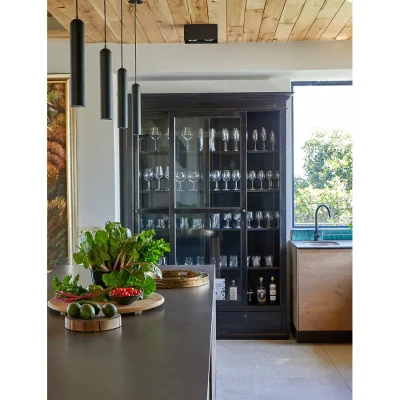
[76, 0, 78, 18]
[120, 0, 123, 67]
[104, 0, 107, 48]
[134, 2, 137, 84]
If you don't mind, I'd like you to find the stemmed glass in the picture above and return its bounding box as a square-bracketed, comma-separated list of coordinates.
[143, 168, 154, 191]
[209, 128, 216, 152]
[154, 166, 164, 191]
[274, 211, 280, 228]
[138, 130, 145, 151]
[223, 214, 232, 229]
[248, 170, 256, 190]
[150, 127, 161, 151]
[165, 128, 169, 141]
[233, 213, 241, 229]
[264, 211, 273, 228]
[176, 171, 186, 191]
[199, 128, 204, 152]
[213, 170, 221, 191]
[222, 170, 231, 191]
[270, 130, 276, 150]
[247, 211, 253, 228]
[255, 211, 263, 228]
[266, 170, 274, 189]
[274, 170, 280, 189]
[222, 128, 229, 152]
[164, 166, 170, 191]
[232, 170, 240, 191]
[182, 127, 193, 151]
[188, 171, 200, 191]
[261, 127, 267, 150]
[233, 128, 240, 152]
[257, 170, 266, 190]
[252, 129, 258, 151]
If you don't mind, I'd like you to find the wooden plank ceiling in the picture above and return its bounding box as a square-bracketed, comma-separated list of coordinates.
[47, 0, 352, 43]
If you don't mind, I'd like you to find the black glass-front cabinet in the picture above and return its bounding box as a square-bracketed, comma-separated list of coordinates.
[120, 93, 292, 339]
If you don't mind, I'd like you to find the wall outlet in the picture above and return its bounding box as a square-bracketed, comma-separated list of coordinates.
[77, 227, 103, 237]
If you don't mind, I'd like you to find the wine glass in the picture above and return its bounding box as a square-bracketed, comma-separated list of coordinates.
[213, 170, 221, 191]
[255, 211, 263, 228]
[182, 127, 193, 151]
[150, 127, 161, 151]
[222, 170, 231, 191]
[165, 127, 169, 141]
[261, 127, 267, 150]
[274, 211, 280, 228]
[252, 129, 258, 151]
[232, 170, 240, 191]
[266, 170, 273, 189]
[257, 170, 266, 190]
[143, 168, 154, 191]
[175, 171, 186, 191]
[247, 211, 253, 228]
[270, 130, 276, 150]
[164, 166, 170, 191]
[264, 211, 273, 228]
[138, 130, 145, 151]
[188, 171, 200, 191]
[154, 166, 164, 191]
[222, 128, 229, 152]
[199, 128, 204, 152]
[209, 128, 216, 152]
[233, 128, 240, 152]
[223, 213, 232, 229]
[233, 213, 241, 229]
[274, 170, 280, 189]
[248, 170, 256, 190]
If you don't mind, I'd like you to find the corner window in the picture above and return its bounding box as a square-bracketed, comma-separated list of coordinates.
[292, 82, 353, 227]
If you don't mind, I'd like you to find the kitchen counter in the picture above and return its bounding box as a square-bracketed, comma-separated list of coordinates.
[290, 240, 353, 249]
[47, 265, 216, 400]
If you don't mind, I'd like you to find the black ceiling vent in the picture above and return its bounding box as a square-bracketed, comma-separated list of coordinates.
[184, 24, 218, 44]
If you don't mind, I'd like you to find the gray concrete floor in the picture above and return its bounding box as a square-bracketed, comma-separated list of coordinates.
[216, 340, 352, 400]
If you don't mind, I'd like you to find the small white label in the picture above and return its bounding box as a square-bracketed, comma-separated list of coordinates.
[270, 295, 276, 301]
[230, 287, 238, 300]
[215, 279, 225, 300]
[257, 289, 266, 303]
[270, 289, 276, 295]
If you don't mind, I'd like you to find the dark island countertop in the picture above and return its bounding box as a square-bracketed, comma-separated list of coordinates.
[48, 265, 215, 400]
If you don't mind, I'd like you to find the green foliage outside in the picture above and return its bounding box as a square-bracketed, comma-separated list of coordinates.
[294, 129, 353, 226]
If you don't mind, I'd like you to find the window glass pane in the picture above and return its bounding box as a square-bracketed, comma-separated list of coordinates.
[293, 83, 353, 227]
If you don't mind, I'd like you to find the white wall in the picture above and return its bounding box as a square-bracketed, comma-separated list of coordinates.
[47, 40, 352, 234]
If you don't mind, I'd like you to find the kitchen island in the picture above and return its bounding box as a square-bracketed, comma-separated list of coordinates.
[47, 265, 216, 400]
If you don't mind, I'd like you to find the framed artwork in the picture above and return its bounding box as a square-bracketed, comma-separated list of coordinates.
[47, 74, 77, 270]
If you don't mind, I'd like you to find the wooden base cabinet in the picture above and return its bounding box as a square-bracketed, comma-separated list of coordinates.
[289, 243, 352, 343]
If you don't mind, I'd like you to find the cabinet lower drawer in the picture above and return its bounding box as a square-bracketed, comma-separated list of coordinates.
[217, 311, 283, 334]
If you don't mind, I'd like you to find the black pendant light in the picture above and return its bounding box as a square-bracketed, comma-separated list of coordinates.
[70, 0, 85, 107]
[100, 0, 113, 120]
[129, 0, 142, 136]
[117, 0, 128, 129]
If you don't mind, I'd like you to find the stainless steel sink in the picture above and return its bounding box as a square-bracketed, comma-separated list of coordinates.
[302, 241, 340, 246]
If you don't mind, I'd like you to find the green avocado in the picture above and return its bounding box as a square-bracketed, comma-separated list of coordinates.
[80, 304, 95, 320]
[78, 301, 100, 315]
[67, 302, 81, 318]
[102, 303, 117, 318]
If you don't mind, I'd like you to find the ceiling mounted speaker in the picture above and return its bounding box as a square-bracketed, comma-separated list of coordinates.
[184, 24, 218, 44]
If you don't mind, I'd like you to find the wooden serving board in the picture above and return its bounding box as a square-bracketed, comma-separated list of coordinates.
[65, 313, 121, 332]
[154, 270, 209, 289]
[48, 292, 164, 315]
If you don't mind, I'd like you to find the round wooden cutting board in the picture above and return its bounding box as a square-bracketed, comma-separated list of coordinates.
[65, 313, 121, 332]
[48, 292, 164, 315]
[154, 270, 209, 289]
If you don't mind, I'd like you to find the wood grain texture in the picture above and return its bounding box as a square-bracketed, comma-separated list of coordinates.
[187, 0, 209, 24]
[319, 0, 352, 40]
[304, 0, 345, 41]
[47, 0, 352, 42]
[258, 0, 286, 42]
[207, 0, 227, 43]
[289, 0, 325, 41]
[297, 249, 352, 331]
[227, 26, 244, 42]
[154, 270, 209, 288]
[147, 0, 180, 43]
[290, 244, 299, 329]
[65, 313, 121, 332]
[167, 0, 192, 42]
[243, 9, 263, 42]
[48, 292, 165, 315]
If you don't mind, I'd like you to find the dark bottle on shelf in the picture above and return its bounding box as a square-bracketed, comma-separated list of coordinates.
[247, 285, 254, 305]
[269, 276, 277, 305]
[257, 277, 266, 305]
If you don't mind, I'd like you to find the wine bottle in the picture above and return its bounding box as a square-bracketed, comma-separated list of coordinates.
[247, 285, 254, 305]
[229, 280, 238, 300]
[257, 277, 266, 304]
[269, 276, 277, 305]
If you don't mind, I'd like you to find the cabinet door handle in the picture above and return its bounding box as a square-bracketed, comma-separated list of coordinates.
[244, 313, 247, 318]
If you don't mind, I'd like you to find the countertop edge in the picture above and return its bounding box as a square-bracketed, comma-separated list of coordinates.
[289, 240, 353, 249]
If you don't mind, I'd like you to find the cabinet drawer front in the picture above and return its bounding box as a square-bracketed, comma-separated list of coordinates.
[217, 311, 282, 334]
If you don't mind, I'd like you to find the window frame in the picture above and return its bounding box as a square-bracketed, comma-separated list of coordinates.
[291, 80, 353, 229]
